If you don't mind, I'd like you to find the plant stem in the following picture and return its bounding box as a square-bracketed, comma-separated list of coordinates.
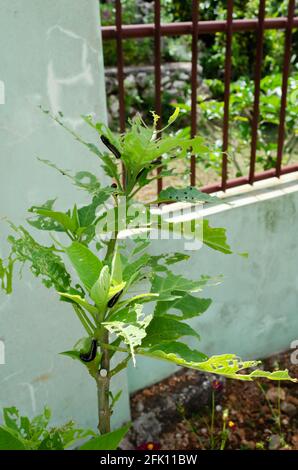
[97, 328, 111, 434]
[220, 423, 228, 451]
[72, 304, 94, 335]
[96, 198, 121, 434]
[210, 390, 215, 450]
[277, 380, 281, 434]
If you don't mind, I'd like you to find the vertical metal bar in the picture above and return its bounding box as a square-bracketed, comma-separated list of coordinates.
[115, 0, 126, 186]
[221, 0, 234, 191]
[276, 0, 295, 177]
[249, 0, 266, 184]
[154, 0, 163, 194]
[190, 0, 199, 186]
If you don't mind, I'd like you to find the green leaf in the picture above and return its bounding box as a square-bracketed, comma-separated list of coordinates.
[0, 426, 27, 450]
[142, 316, 200, 348]
[79, 423, 130, 450]
[144, 351, 297, 382]
[155, 293, 211, 320]
[122, 253, 151, 281]
[60, 343, 101, 379]
[108, 281, 126, 301]
[203, 220, 232, 254]
[29, 208, 77, 233]
[38, 431, 64, 450]
[111, 248, 123, 284]
[8, 226, 71, 291]
[58, 292, 98, 316]
[151, 272, 208, 301]
[101, 154, 121, 182]
[27, 199, 64, 232]
[0, 257, 14, 294]
[60, 350, 81, 360]
[158, 186, 219, 204]
[90, 265, 110, 313]
[66, 242, 102, 291]
[115, 293, 158, 312]
[78, 191, 112, 227]
[71, 204, 80, 231]
[148, 342, 208, 362]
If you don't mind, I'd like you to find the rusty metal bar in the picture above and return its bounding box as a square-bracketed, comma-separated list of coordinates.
[202, 163, 298, 194]
[249, 0, 266, 184]
[115, 0, 125, 132]
[115, 0, 126, 187]
[102, 17, 298, 40]
[154, 0, 163, 194]
[221, 0, 233, 191]
[276, 0, 296, 177]
[190, 0, 199, 186]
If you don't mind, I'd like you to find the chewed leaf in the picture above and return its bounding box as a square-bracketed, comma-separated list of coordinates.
[158, 186, 220, 204]
[143, 351, 297, 382]
[203, 220, 232, 254]
[103, 305, 152, 366]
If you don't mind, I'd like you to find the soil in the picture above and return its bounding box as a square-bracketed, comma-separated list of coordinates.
[128, 350, 298, 450]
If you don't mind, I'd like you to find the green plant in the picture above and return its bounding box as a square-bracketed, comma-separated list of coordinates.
[0, 107, 295, 438]
[178, 73, 298, 176]
[0, 406, 129, 450]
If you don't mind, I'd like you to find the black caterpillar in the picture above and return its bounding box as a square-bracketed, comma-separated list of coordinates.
[100, 135, 121, 159]
[136, 159, 161, 181]
[80, 339, 97, 362]
[136, 168, 147, 180]
[107, 289, 123, 308]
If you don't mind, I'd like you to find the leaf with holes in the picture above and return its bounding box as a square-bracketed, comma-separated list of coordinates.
[203, 220, 232, 254]
[103, 305, 152, 366]
[143, 351, 297, 382]
[158, 186, 220, 204]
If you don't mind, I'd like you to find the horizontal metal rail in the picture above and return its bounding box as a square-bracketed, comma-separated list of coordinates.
[102, 17, 298, 40]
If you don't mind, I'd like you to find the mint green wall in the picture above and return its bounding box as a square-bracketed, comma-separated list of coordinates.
[0, 0, 130, 430]
[128, 184, 298, 392]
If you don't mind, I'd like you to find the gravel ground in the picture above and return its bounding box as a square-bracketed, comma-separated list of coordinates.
[127, 351, 298, 450]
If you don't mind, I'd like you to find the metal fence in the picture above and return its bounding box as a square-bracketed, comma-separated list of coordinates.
[101, 0, 298, 193]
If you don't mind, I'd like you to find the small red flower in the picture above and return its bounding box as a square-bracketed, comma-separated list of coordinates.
[137, 442, 161, 451]
[211, 379, 223, 391]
